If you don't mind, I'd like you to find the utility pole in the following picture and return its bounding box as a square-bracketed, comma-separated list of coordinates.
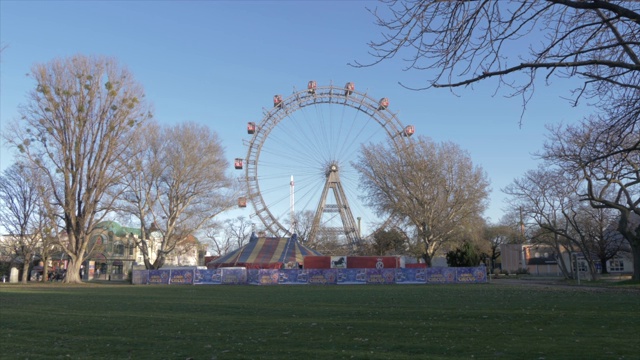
[290, 175, 295, 234]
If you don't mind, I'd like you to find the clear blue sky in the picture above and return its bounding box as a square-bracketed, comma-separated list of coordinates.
[1, 1, 592, 227]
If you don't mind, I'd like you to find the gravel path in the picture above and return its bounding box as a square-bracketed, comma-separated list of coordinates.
[489, 276, 640, 293]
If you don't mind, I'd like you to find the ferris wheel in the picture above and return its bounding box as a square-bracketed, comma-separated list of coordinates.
[235, 81, 415, 249]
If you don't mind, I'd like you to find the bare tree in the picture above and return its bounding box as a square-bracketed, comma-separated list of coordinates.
[354, 135, 490, 266]
[3, 55, 152, 283]
[203, 216, 253, 257]
[312, 231, 345, 256]
[496, 208, 531, 245]
[357, 3, 639, 278]
[579, 205, 630, 275]
[355, 1, 639, 128]
[0, 163, 47, 283]
[32, 167, 65, 282]
[118, 121, 235, 269]
[530, 228, 575, 279]
[482, 223, 519, 273]
[286, 211, 348, 255]
[286, 210, 315, 244]
[504, 165, 634, 280]
[368, 228, 407, 256]
[504, 167, 578, 278]
[115, 121, 162, 267]
[0, 163, 64, 282]
[542, 118, 640, 281]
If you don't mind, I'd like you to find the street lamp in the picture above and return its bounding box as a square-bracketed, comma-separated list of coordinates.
[572, 252, 581, 285]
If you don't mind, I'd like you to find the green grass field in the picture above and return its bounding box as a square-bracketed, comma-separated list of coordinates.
[1, 282, 639, 360]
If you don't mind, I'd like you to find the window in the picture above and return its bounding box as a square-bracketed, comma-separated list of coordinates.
[113, 265, 123, 274]
[114, 242, 125, 256]
[609, 259, 624, 272]
[92, 235, 103, 246]
[578, 261, 587, 272]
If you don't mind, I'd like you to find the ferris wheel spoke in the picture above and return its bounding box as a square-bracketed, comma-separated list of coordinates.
[262, 136, 326, 168]
[264, 113, 328, 166]
[293, 106, 340, 164]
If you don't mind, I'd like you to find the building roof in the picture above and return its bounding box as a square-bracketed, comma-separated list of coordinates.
[207, 233, 321, 269]
[93, 221, 142, 238]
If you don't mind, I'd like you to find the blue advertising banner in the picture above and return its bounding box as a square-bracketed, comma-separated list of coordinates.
[247, 269, 259, 284]
[395, 268, 427, 284]
[194, 269, 222, 285]
[135, 266, 487, 286]
[132, 270, 148, 285]
[307, 269, 337, 284]
[257, 269, 279, 285]
[337, 269, 367, 284]
[278, 269, 309, 284]
[425, 267, 456, 284]
[221, 268, 248, 285]
[148, 270, 170, 285]
[456, 267, 487, 283]
[169, 269, 194, 285]
[365, 268, 396, 284]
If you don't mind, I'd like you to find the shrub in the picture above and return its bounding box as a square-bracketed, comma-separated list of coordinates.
[446, 241, 481, 267]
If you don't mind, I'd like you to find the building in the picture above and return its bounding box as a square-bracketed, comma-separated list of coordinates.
[85, 221, 203, 280]
[500, 243, 634, 277]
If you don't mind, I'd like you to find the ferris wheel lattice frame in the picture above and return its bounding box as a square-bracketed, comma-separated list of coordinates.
[237, 82, 415, 249]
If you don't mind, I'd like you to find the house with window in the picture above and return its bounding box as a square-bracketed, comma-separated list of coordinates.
[500, 243, 634, 277]
[500, 244, 562, 275]
[85, 221, 204, 280]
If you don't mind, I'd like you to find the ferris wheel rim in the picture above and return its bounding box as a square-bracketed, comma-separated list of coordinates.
[243, 83, 412, 238]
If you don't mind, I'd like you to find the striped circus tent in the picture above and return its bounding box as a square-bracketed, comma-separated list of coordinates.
[207, 233, 322, 269]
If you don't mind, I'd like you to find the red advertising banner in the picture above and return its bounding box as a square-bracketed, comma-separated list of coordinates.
[304, 256, 400, 269]
[303, 256, 331, 269]
[347, 256, 399, 269]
